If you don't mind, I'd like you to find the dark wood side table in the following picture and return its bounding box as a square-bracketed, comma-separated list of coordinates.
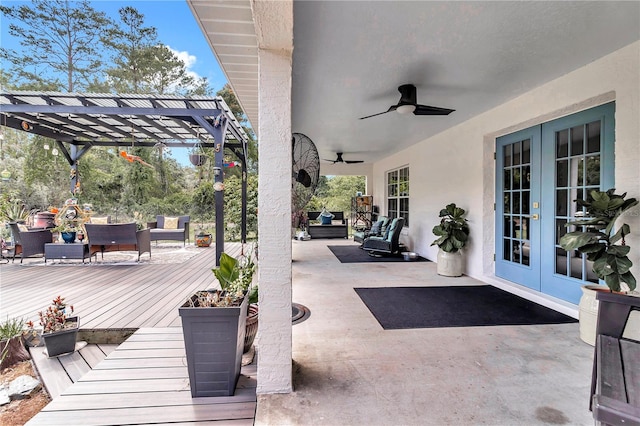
[45, 243, 91, 263]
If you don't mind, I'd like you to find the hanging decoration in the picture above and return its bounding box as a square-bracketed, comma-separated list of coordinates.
[120, 150, 154, 168]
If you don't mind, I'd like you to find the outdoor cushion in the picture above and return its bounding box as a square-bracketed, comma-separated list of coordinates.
[91, 216, 110, 224]
[369, 220, 382, 235]
[320, 216, 332, 225]
[164, 217, 179, 229]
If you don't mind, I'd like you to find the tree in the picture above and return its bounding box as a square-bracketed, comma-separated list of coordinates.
[102, 6, 158, 94]
[103, 7, 210, 96]
[0, 0, 110, 92]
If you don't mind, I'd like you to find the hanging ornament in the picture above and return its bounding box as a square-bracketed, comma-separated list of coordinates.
[213, 181, 224, 191]
[120, 150, 154, 168]
[43, 142, 50, 150]
[1, 169, 11, 181]
[52, 148, 59, 156]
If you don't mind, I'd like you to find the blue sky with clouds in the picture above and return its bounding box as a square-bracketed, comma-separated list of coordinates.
[1, 0, 230, 165]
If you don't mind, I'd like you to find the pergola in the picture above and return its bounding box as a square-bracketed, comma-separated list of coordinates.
[0, 91, 250, 264]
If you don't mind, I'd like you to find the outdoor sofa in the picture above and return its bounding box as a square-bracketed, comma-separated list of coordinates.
[148, 215, 190, 245]
[85, 222, 151, 261]
[306, 211, 348, 239]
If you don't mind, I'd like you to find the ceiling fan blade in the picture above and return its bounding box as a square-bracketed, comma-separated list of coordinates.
[359, 105, 397, 120]
[344, 160, 364, 164]
[413, 104, 455, 116]
[323, 158, 338, 163]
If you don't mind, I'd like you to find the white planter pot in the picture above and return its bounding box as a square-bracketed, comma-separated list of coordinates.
[436, 249, 463, 277]
[578, 284, 640, 345]
[578, 284, 601, 346]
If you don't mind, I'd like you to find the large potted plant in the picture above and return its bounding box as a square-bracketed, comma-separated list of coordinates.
[179, 250, 257, 397]
[28, 296, 79, 357]
[559, 188, 638, 345]
[431, 203, 470, 277]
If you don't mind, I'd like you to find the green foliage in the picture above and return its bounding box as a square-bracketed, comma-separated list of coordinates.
[0, 317, 25, 340]
[0, 193, 30, 223]
[559, 189, 638, 292]
[224, 174, 258, 241]
[308, 175, 365, 212]
[431, 203, 470, 253]
[0, 0, 110, 92]
[212, 250, 257, 295]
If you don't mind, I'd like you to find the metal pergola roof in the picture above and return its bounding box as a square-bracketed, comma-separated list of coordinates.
[0, 91, 248, 148]
[0, 91, 250, 265]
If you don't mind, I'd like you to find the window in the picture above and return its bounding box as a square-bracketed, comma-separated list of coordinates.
[387, 166, 409, 226]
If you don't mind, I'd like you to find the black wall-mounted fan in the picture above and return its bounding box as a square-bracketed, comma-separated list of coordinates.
[359, 84, 455, 120]
[323, 152, 364, 164]
[292, 133, 320, 213]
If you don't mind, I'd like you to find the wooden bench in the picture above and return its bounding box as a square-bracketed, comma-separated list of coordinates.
[306, 211, 348, 239]
[590, 291, 640, 426]
[85, 223, 151, 261]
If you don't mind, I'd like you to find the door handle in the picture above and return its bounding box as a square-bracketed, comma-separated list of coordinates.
[532, 214, 539, 220]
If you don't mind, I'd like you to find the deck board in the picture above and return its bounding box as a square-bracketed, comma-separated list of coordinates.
[27, 328, 257, 425]
[0, 243, 244, 330]
[6, 243, 257, 425]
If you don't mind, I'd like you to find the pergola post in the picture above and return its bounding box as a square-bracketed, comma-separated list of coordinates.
[241, 163, 247, 244]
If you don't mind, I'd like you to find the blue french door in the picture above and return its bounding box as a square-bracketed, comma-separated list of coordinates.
[496, 103, 615, 304]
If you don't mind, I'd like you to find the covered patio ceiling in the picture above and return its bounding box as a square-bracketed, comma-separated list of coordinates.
[189, 1, 640, 164]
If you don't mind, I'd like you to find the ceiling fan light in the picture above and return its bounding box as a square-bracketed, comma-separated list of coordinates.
[396, 104, 416, 115]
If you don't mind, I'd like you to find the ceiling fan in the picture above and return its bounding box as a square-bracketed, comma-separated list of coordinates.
[324, 152, 364, 164]
[359, 84, 455, 120]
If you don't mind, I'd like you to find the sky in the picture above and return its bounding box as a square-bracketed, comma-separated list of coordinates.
[0, 0, 230, 166]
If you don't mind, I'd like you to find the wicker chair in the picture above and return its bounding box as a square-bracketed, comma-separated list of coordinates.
[9, 222, 52, 263]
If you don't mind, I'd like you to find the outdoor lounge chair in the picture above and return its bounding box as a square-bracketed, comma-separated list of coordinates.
[148, 215, 190, 245]
[362, 217, 405, 256]
[9, 222, 52, 263]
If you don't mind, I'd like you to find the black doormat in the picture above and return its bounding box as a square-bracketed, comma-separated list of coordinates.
[328, 245, 427, 263]
[354, 285, 577, 329]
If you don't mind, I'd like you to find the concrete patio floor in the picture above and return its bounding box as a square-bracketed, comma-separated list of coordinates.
[256, 238, 594, 425]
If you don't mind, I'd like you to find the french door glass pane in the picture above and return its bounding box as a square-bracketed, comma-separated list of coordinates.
[554, 122, 602, 281]
[501, 138, 531, 266]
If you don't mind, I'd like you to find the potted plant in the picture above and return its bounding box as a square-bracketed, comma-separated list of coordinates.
[179, 250, 257, 397]
[0, 316, 31, 370]
[0, 197, 31, 224]
[188, 143, 207, 167]
[559, 188, 638, 345]
[52, 222, 79, 243]
[28, 296, 79, 357]
[195, 227, 213, 247]
[431, 203, 470, 277]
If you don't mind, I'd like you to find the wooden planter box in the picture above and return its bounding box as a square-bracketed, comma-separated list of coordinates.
[179, 294, 247, 397]
[43, 316, 79, 357]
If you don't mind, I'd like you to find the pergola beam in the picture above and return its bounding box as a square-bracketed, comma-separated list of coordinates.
[0, 91, 250, 265]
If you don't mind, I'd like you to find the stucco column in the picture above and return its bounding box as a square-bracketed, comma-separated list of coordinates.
[257, 48, 293, 393]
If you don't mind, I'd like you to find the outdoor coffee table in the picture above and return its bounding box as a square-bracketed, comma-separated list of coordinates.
[45, 242, 91, 263]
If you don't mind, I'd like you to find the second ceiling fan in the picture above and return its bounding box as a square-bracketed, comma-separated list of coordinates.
[324, 152, 364, 164]
[359, 84, 455, 120]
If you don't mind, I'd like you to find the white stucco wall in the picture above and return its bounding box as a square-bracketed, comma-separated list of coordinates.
[372, 41, 640, 301]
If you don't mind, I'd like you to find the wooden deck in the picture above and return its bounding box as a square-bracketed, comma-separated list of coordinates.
[27, 328, 257, 425]
[0, 242, 244, 329]
[29, 343, 118, 399]
[1, 242, 257, 425]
